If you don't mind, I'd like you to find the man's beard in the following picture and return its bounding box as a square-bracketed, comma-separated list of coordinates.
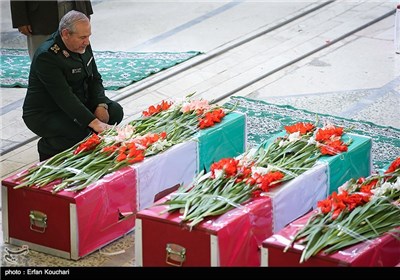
[77, 47, 86, 54]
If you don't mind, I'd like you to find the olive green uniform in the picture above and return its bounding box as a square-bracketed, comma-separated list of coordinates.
[23, 31, 123, 160]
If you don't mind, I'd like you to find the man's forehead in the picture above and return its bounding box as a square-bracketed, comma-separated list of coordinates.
[73, 21, 91, 36]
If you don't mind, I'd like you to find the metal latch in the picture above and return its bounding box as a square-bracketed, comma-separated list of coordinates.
[29, 210, 47, 233]
[165, 243, 186, 266]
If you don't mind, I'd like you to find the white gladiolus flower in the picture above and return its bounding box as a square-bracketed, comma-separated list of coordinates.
[307, 137, 317, 146]
[288, 131, 301, 142]
[252, 166, 271, 175]
[149, 139, 170, 152]
[213, 169, 224, 179]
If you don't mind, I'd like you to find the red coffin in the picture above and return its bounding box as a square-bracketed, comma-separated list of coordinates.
[2, 166, 136, 260]
[261, 210, 400, 267]
[135, 195, 273, 267]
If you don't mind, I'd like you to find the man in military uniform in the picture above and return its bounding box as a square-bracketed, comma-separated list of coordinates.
[22, 10, 124, 161]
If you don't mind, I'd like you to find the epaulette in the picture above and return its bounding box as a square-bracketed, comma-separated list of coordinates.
[50, 44, 60, 54]
[49, 44, 70, 58]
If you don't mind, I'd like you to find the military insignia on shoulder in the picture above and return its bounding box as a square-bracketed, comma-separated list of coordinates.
[62, 50, 70, 58]
[50, 44, 60, 54]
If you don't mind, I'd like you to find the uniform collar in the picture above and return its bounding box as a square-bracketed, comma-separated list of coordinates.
[51, 31, 83, 59]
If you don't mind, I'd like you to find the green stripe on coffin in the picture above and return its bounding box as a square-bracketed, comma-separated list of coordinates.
[197, 112, 246, 172]
[259, 132, 372, 196]
[319, 133, 372, 194]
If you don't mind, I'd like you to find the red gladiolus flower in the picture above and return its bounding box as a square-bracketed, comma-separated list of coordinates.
[126, 152, 145, 164]
[285, 122, 315, 135]
[142, 100, 172, 117]
[357, 177, 366, 184]
[342, 193, 369, 211]
[116, 152, 127, 162]
[256, 171, 284, 192]
[245, 177, 257, 186]
[317, 198, 332, 214]
[252, 189, 262, 198]
[360, 179, 378, 194]
[198, 109, 226, 129]
[74, 133, 101, 155]
[385, 157, 400, 174]
[101, 144, 119, 155]
[320, 140, 348, 155]
[315, 126, 344, 142]
[210, 158, 239, 178]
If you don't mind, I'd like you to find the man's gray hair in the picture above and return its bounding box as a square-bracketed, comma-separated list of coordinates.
[59, 10, 89, 33]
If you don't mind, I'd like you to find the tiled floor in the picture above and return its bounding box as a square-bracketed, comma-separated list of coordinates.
[1, 0, 399, 269]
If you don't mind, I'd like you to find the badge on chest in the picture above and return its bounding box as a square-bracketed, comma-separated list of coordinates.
[72, 68, 82, 74]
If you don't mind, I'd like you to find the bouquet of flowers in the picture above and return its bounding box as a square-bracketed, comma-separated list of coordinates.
[14, 96, 233, 193]
[284, 157, 400, 263]
[160, 121, 352, 228]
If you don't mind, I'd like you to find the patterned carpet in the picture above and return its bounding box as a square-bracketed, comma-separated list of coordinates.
[225, 96, 400, 172]
[0, 48, 202, 90]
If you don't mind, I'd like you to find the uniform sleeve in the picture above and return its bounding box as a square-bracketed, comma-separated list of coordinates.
[10, 1, 29, 28]
[35, 52, 96, 128]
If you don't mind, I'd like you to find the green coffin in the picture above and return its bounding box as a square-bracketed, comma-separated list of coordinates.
[319, 133, 372, 194]
[196, 112, 246, 172]
[260, 132, 372, 195]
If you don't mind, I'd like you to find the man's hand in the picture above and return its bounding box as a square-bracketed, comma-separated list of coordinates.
[18, 25, 32, 36]
[94, 106, 110, 123]
[88, 118, 110, 133]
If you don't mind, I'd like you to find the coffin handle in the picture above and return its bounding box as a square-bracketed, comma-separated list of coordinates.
[165, 243, 186, 266]
[29, 210, 47, 233]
